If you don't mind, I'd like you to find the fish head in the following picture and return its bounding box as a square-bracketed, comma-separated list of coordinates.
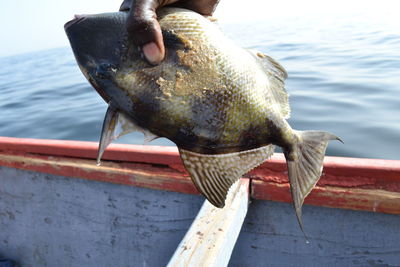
[64, 9, 191, 129]
[64, 12, 137, 108]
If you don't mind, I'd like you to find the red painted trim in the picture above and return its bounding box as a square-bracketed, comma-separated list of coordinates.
[252, 181, 400, 214]
[1, 137, 400, 214]
[0, 136, 181, 165]
[0, 152, 197, 196]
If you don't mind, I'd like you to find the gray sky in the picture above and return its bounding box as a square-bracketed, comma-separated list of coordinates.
[0, 0, 398, 57]
[0, 0, 119, 57]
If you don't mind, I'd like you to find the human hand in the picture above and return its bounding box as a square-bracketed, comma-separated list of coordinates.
[120, 0, 219, 65]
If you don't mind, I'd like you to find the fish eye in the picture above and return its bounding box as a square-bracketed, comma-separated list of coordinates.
[95, 63, 117, 79]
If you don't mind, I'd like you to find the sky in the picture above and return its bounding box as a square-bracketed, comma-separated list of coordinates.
[0, 0, 399, 57]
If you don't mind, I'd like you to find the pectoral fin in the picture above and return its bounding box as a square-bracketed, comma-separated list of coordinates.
[97, 105, 158, 165]
[179, 145, 274, 207]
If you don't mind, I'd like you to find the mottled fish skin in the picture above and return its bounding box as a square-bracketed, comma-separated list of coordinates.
[65, 8, 341, 236]
[113, 9, 291, 154]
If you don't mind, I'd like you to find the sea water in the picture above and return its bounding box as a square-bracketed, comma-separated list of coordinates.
[0, 13, 399, 160]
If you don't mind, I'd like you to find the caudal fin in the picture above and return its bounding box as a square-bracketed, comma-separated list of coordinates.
[284, 130, 342, 237]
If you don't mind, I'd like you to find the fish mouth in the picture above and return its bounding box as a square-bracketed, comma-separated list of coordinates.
[64, 11, 131, 105]
[64, 15, 86, 30]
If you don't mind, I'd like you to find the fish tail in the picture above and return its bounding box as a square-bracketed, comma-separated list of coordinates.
[283, 130, 342, 238]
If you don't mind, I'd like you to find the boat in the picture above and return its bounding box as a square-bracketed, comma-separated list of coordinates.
[0, 136, 399, 266]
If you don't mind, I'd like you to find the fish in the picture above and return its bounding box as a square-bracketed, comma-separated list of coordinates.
[64, 8, 341, 234]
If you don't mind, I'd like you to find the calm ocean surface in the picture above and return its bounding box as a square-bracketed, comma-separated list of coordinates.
[0, 13, 399, 160]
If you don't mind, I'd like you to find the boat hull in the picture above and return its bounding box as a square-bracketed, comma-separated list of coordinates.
[1, 137, 400, 266]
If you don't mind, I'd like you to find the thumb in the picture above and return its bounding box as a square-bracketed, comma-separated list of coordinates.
[122, 0, 165, 65]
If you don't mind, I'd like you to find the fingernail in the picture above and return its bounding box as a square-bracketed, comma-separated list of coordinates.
[142, 42, 163, 65]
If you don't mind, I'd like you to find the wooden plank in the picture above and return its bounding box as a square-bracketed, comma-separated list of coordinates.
[1, 136, 399, 188]
[167, 179, 249, 267]
[250, 154, 400, 214]
[3, 164, 400, 266]
[1, 137, 400, 214]
[249, 153, 400, 191]
[252, 181, 400, 215]
[0, 166, 204, 267]
[0, 136, 182, 166]
[0, 152, 197, 196]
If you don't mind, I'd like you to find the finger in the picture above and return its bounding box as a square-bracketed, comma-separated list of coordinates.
[125, 0, 168, 64]
[169, 0, 220, 16]
[120, 0, 178, 11]
[120, 0, 220, 64]
[119, 0, 132, 11]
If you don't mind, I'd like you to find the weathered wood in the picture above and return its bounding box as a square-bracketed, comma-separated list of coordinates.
[168, 179, 249, 267]
[0, 136, 182, 166]
[229, 200, 400, 267]
[252, 181, 400, 215]
[0, 166, 204, 267]
[1, 137, 400, 214]
[0, 152, 197, 196]
[2, 167, 400, 266]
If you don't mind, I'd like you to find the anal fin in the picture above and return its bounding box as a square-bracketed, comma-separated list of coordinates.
[179, 145, 274, 208]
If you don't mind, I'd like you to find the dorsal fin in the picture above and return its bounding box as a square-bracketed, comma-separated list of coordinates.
[248, 49, 290, 119]
[179, 145, 275, 207]
[97, 105, 158, 164]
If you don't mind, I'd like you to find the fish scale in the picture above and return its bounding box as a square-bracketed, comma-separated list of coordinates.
[65, 7, 341, 236]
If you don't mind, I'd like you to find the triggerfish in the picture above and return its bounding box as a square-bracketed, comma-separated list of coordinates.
[64, 8, 341, 234]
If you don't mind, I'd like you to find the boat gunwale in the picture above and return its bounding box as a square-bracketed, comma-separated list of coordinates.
[0, 136, 399, 214]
